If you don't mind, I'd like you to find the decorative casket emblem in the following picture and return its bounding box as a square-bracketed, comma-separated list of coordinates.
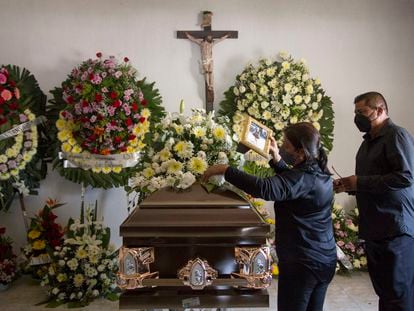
[232, 247, 272, 289]
[178, 258, 218, 290]
[117, 247, 159, 289]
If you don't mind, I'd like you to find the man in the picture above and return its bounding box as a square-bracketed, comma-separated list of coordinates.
[334, 92, 414, 310]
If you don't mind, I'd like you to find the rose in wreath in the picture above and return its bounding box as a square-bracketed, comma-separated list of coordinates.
[0, 65, 48, 211]
[47, 53, 165, 188]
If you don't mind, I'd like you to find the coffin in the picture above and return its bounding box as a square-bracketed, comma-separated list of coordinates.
[117, 183, 272, 309]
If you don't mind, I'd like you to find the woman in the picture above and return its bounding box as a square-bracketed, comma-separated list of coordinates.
[202, 122, 337, 311]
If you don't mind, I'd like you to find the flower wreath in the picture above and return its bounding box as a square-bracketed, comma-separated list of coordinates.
[130, 108, 241, 202]
[0, 65, 48, 211]
[219, 52, 334, 169]
[47, 53, 165, 188]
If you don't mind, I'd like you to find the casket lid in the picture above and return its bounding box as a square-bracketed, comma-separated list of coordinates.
[139, 183, 249, 209]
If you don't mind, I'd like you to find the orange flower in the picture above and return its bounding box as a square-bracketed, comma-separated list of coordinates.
[93, 127, 105, 136]
[46, 198, 58, 207]
[100, 149, 111, 155]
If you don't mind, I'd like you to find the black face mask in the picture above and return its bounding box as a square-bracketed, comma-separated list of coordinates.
[279, 148, 296, 166]
[354, 111, 377, 133]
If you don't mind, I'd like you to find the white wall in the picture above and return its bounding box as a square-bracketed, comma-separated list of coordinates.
[1, 0, 414, 250]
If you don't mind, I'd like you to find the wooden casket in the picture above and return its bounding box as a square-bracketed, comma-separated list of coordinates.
[117, 183, 272, 309]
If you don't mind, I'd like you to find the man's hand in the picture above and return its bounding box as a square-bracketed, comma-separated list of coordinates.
[333, 175, 357, 193]
[201, 164, 229, 183]
[269, 136, 281, 162]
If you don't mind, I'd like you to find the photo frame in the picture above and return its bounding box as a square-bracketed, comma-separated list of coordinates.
[240, 116, 273, 158]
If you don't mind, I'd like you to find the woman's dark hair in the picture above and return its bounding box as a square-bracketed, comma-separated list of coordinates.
[283, 122, 330, 174]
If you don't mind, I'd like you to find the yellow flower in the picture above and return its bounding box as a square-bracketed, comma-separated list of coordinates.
[102, 167, 112, 174]
[92, 167, 102, 173]
[28, 230, 41, 240]
[32, 240, 46, 250]
[76, 248, 88, 259]
[141, 108, 151, 118]
[72, 145, 82, 154]
[57, 130, 70, 142]
[187, 157, 208, 175]
[73, 274, 84, 287]
[159, 148, 171, 161]
[112, 166, 122, 173]
[143, 167, 155, 178]
[167, 160, 183, 174]
[61, 142, 72, 153]
[266, 218, 276, 225]
[212, 126, 226, 141]
[192, 126, 206, 138]
[282, 61, 290, 70]
[55, 119, 66, 130]
[57, 273, 67, 282]
[173, 124, 184, 135]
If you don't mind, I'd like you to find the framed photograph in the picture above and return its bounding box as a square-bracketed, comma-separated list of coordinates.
[240, 116, 273, 158]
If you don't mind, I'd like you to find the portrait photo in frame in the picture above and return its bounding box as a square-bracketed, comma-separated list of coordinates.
[240, 116, 273, 158]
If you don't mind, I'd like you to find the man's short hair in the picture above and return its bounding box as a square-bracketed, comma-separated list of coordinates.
[354, 91, 388, 114]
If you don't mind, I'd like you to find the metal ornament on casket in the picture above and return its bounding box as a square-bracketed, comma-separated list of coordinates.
[117, 183, 272, 309]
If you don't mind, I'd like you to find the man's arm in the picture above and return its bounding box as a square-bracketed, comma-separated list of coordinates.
[213, 33, 229, 45]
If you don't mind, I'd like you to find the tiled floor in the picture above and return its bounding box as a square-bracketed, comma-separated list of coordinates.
[0, 272, 377, 310]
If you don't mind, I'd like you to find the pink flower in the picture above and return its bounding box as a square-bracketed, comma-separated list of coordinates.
[1, 89, 12, 101]
[0, 73, 7, 84]
[14, 88, 20, 99]
[337, 240, 345, 247]
[19, 114, 28, 122]
[334, 222, 340, 229]
[114, 71, 122, 78]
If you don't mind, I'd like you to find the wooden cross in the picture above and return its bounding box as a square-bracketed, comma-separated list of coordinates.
[177, 11, 238, 112]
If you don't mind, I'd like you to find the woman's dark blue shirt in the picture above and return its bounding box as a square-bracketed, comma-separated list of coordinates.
[224, 160, 337, 268]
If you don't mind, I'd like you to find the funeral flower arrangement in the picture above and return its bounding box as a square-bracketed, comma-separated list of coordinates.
[219, 52, 334, 172]
[48, 53, 165, 188]
[130, 108, 241, 201]
[332, 203, 367, 272]
[22, 199, 64, 279]
[0, 227, 18, 286]
[0, 65, 48, 211]
[41, 205, 118, 307]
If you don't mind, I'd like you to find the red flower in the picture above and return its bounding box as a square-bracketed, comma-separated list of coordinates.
[112, 100, 121, 108]
[81, 117, 89, 123]
[97, 114, 103, 121]
[110, 91, 117, 99]
[9, 80, 16, 87]
[110, 120, 117, 126]
[91, 147, 98, 154]
[139, 116, 146, 123]
[0, 118, 7, 125]
[0, 96, 4, 105]
[114, 136, 122, 144]
[0, 108, 3, 114]
[95, 93, 103, 102]
[125, 118, 133, 126]
[124, 57, 129, 62]
[141, 99, 148, 106]
[131, 102, 138, 112]
[81, 100, 89, 108]
[120, 146, 127, 152]
[89, 73, 95, 81]
[8, 102, 19, 110]
[96, 52, 102, 58]
[128, 134, 136, 140]
[66, 96, 74, 104]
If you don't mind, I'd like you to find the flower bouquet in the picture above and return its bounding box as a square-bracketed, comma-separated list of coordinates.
[0, 65, 48, 211]
[0, 227, 18, 289]
[47, 53, 165, 188]
[129, 108, 241, 202]
[332, 203, 367, 272]
[41, 203, 118, 307]
[219, 52, 334, 176]
[22, 199, 64, 279]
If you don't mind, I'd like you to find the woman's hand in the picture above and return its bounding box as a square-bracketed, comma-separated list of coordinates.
[269, 136, 281, 162]
[201, 164, 229, 183]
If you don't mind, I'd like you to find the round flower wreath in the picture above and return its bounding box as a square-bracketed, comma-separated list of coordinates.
[0, 65, 48, 211]
[219, 52, 334, 162]
[47, 53, 165, 189]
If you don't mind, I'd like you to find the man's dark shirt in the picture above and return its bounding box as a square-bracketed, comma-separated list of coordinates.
[225, 160, 337, 267]
[356, 119, 414, 240]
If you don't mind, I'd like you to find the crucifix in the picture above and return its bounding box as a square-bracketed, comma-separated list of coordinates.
[177, 11, 238, 112]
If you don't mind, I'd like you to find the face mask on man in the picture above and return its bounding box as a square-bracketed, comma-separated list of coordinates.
[279, 148, 297, 166]
[354, 110, 378, 133]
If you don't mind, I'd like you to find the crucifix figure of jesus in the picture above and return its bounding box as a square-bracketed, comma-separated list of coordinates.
[178, 11, 238, 112]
